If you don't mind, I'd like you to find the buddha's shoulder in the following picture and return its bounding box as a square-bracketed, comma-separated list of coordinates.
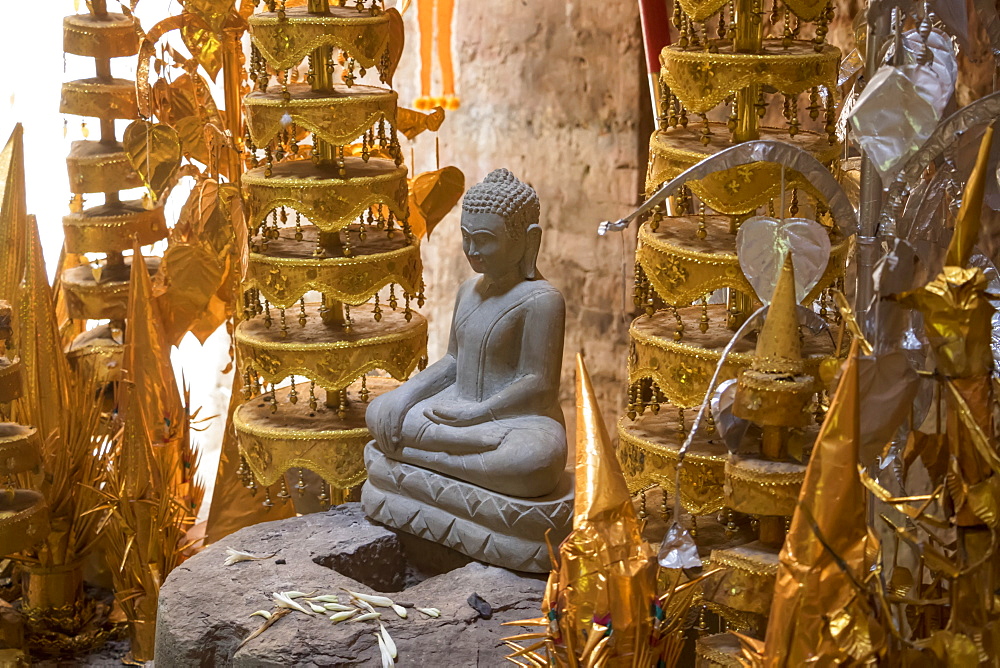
[512, 279, 564, 308]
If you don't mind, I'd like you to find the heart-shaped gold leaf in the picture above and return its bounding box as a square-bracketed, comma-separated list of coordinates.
[385, 8, 405, 86]
[397, 106, 445, 140]
[181, 0, 231, 34]
[181, 13, 223, 81]
[154, 241, 226, 346]
[408, 166, 465, 239]
[123, 120, 182, 206]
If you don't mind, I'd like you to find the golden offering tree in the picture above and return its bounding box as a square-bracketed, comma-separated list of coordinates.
[60, 0, 167, 385]
[607, 0, 856, 660]
[233, 0, 428, 509]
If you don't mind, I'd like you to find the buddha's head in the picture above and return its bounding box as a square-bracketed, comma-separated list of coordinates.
[460, 169, 541, 280]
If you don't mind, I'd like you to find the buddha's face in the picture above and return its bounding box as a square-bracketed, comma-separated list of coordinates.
[460, 210, 525, 278]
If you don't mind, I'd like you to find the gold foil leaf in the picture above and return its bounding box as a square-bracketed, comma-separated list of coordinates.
[396, 107, 446, 140]
[385, 9, 405, 85]
[154, 242, 225, 346]
[123, 121, 182, 206]
[181, 0, 232, 34]
[181, 13, 224, 81]
[408, 166, 465, 239]
[966, 475, 1000, 527]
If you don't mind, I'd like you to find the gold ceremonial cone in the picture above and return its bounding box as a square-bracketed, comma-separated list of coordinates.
[764, 341, 881, 665]
[755, 254, 802, 372]
[123, 244, 187, 501]
[0, 125, 27, 302]
[946, 126, 994, 269]
[543, 354, 656, 663]
[18, 214, 70, 445]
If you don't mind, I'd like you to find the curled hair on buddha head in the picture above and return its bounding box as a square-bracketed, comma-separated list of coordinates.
[461, 168, 540, 240]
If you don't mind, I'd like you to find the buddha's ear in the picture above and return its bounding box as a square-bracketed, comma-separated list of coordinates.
[521, 224, 542, 279]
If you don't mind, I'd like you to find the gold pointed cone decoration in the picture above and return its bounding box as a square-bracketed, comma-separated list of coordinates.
[945, 126, 994, 269]
[0, 125, 27, 303]
[17, 214, 70, 445]
[123, 245, 187, 500]
[541, 354, 656, 664]
[754, 254, 802, 373]
[763, 341, 883, 666]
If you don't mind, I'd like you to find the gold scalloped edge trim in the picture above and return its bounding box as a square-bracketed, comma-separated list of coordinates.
[245, 93, 396, 148]
[243, 354, 423, 392]
[694, 636, 744, 667]
[661, 41, 840, 113]
[617, 418, 726, 515]
[725, 459, 807, 487]
[0, 426, 40, 476]
[0, 490, 50, 552]
[709, 548, 780, 577]
[63, 13, 139, 58]
[250, 31, 389, 72]
[235, 317, 425, 352]
[246, 195, 408, 233]
[638, 227, 738, 264]
[246, 271, 422, 309]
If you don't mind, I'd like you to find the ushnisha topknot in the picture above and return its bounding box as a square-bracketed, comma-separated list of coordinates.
[461, 168, 540, 240]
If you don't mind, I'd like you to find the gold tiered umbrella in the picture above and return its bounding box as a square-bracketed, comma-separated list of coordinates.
[60, 0, 167, 384]
[234, 0, 427, 509]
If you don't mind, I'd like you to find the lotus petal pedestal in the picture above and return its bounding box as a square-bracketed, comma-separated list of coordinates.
[361, 444, 573, 573]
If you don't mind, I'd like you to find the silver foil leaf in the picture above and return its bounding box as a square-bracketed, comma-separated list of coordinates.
[736, 216, 832, 303]
[657, 521, 703, 570]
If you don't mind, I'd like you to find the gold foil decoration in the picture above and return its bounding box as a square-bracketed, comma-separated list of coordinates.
[248, 6, 392, 71]
[407, 166, 465, 239]
[181, 12, 225, 80]
[660, 42, 840, 115]
[244, 84, 398, 149]
[244, 231, 423, 309]
[763, 342, 884, 665]
[396, 106, 445, 140]
[59, 78, 139, 120]
[63, 13, 140, 59]
[205, 374, 295, 545]
[645, 128, 840, 216]
[66, 140, 143, 195]
[62, 200, 167, 254]
[545, 354, 657, 663]
[236, 307, 427, 391]
[0, 126, 27, 303]
[676, 0, 828, 21]
[122, 121, 182, 206]
[617, 412, 728, 515]
[242, 158, 408, 234]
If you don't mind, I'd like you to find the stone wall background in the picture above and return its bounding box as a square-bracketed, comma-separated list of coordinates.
[393, 0, 650, 433]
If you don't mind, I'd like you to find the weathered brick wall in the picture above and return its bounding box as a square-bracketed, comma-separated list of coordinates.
[394, 0, 648, 430]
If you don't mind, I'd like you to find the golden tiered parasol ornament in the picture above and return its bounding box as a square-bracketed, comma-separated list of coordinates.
[60, 0, 167, 385]
[234, 0, 429, 509]
[615, 0, 848, 551]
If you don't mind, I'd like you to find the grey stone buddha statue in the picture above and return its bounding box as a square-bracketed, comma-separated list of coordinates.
[361, 169, 573, 573]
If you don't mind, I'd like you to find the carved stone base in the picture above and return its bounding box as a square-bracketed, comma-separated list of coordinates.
[361, 443, 573, 573]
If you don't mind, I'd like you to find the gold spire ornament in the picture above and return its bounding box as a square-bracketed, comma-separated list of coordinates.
[504, 355, 709, 667]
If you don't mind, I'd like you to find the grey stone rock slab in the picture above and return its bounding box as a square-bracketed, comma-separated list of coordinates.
[155, 503, 545, 667]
